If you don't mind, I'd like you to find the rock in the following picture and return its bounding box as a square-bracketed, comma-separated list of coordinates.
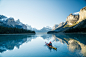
[78, 6, 86, 22]
[52, 22, 64, 30]
[52, 24, 58, 30]
[6, 17, 16, 27]
[66, 13, 79, 25]
[0, 15, 27, 29]
[47, 22, 68, 34]
[0, 15, 7, 19]
[48, 6, 86, 33]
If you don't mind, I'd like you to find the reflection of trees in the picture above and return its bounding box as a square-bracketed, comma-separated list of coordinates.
[52, 34, 86, 56]
[0, 35, 36, 53]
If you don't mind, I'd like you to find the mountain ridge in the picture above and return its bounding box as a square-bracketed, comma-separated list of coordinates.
[47, 6, 86, 33]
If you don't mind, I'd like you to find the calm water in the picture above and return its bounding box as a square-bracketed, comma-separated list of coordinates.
[0, 33, 86, 57]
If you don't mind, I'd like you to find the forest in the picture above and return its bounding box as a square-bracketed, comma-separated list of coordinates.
[64, 28, 86, 33]
[0, 26, 35, 34]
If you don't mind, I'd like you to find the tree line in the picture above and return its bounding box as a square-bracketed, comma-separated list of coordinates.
[64, 28, 86, 33]
[0, 26, 35, 34]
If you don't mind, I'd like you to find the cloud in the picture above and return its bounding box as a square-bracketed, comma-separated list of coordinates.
[73, 12, 79, 15]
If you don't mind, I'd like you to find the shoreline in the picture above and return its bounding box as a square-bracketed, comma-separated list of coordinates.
[0, 33, 35, 35]
[47, 32, 86, 34]
[63, 32, 86, 34]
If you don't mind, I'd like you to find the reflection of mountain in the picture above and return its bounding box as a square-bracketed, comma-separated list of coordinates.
[41, 34, 52, 40]
[52, 34, 69, 44]
[0, 35, 36, 53]
[52, 34, 86, 56]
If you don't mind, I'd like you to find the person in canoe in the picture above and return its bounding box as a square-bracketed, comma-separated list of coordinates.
[45, 42, 57, 50]
[47, 41, 52, 47]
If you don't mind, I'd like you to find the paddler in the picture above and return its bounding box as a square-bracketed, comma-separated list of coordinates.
[48, 41, 52, 47]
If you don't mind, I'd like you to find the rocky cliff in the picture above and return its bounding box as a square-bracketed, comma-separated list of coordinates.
[66, 13, 79, 25]
[0, 15, 7, 19]
[47, 22, 68, 33]
[52, 24, 58, 30]
[0, 16, 27, 29]
[78, 6, 86, 22]
[6, 18, 16, 27]
[52, 22, 64, 30]
[47, 6, 86, 33]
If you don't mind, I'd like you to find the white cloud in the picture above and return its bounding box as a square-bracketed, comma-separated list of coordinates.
[73, 12, 79, 15]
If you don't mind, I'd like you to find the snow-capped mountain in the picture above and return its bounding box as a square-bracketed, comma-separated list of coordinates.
[40, 26, 52, 32]
[0, 15, 7, 19]
[26, 25, 52, 32]
[26, 24, 33, 30]
[16, 19, 23, 25]
[0, 15, 52, 32]
[15, 19, 27, 29]
[0, 15, 27, 29]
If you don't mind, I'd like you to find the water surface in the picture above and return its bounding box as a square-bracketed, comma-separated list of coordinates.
[0, 33, 86, 57]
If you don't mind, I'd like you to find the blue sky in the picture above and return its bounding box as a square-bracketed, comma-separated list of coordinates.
[0, 0, 86, 29]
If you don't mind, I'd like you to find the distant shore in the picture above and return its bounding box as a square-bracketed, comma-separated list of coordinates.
[47, 32, 86, 34]
[0, 33, 35, 35]
[64, 32, 86, 34]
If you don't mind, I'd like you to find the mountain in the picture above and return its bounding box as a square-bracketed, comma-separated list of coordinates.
[16, 19, 27, 29]
[47, 6, 86, 33]
[0, 15, 7, 19]
[32, 28, 39, 32]
[0, 15, 52, 33]
[52, 22, 64, 30]
[52, 24, 58, 30]
[16, 19, 23, 25]
[47, 22, 68, 33]
[38, 26, 52, 32]
[26, 25, 52, 32]
[32, 26, 52, 32]
[0, 15, 36, 34]
[26, 24, 32, 30]
[0, 15, 27, 29]
[25, 24, 38, 31]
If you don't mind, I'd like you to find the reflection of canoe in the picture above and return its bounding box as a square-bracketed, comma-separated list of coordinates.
[45, 42, 57, 50]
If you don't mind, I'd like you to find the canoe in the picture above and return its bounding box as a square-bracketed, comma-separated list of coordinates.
[45, 42, 57, 50]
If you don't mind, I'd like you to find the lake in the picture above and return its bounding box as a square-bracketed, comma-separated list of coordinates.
[0, 33, 86, 57]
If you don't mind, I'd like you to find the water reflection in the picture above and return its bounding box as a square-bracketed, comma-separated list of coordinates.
[0, 35, 36, 53]
[0, 33, 86, 57]
[52, 34, 86, 57]
[41, 34, 52, 41]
